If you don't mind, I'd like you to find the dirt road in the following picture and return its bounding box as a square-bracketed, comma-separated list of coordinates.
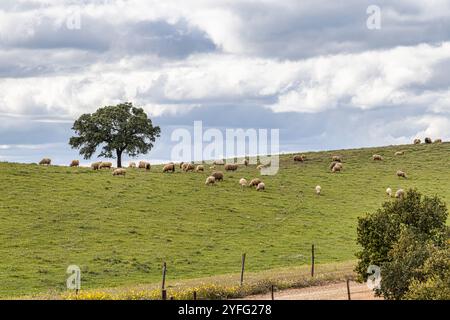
[242, 281, 382, 300]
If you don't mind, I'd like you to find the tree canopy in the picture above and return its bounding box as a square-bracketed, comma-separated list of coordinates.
[355, 189, 448, 299]
[69, 102, 161, 167]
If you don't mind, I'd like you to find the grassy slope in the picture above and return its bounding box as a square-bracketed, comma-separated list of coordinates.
[0, 142, 449, 297]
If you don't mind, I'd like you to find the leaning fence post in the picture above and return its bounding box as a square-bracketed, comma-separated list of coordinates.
[346, 278, 351, 300]
[162, 262, 167, 289]
[240, 253, 246, 286]
[161, 262, 167, 300]
[311, 244, 315, 277]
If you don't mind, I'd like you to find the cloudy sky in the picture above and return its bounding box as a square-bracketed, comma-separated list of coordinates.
[1, 0, 450, 165]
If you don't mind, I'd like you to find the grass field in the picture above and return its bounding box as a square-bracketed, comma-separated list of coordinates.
[1, 142, 449, 298]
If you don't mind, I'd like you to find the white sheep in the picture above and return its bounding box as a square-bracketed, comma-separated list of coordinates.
[315, 185, 321, 195]
[386, 187, 392, 197]
[256, 182, 265, 191]
[239, 178, 248, 189]
[395, 189, 405, 199]
[205, 176, 216, 186]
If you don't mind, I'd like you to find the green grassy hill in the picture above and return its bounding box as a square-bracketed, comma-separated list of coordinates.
[1, 142, 449, 297]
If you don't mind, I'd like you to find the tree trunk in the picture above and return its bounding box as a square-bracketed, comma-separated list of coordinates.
[116, 149, 122, 168]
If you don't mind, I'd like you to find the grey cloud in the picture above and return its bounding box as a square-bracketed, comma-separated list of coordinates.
[2, 1, 450, 61]
[223, 0, 450, 59]
[3, 16, 112, 51]
[123, 19, 216, 58]
[1, 15, 216, 58]
[407, 58, 450, 92]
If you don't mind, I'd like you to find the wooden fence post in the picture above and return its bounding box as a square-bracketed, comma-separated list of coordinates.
[162, 262, 167, 290]
[240, 253, 246, 286]
[346, 278, 351, 300]
[193, 291, 197, 300]
[311, 244, 315, 277]
[161, 262, 167, 300]
[271, 285, 274, 300]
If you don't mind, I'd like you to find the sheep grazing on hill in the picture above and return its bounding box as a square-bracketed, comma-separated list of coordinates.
[397, 170, 407, 179]
[434, 139, 442, 143]
[39, 158, 51, 166]
[163, 163, 175, 173]
[112, 168, 126, 176]
[211, 171, 224, 181]
[91, 162, 101, 170]
[293, 155, 305, 162]
[99, 162, 112, 169]
[394, 151, 404, 156]
[425, 137, 432, 144]
[249, 178, 262, 187]
[243, 159, 249, 166]
[395, 189, 405, 199]
[330, 162, 343, 172]
[239, 178, 248, 189]
[332, 163, 343, 172]
[332, 155, 342, 162]
[372, 154, 383, 161]
[414, 138, 421, 144]
[213, 160, 224, 165]
[257, 163, 269, 170]
[179, 162, 184, 169]
[386, 187, 392, 197]
[196, 165, 204, 172]
[128, 162, 136, 168]
[70, 160, 79, 167]
[139, 161, 151, 170]
[224, 164, 238, 171]
[256, 182, 265, 191]
[315, 185, 321, 196]
[205, 176, 216, 186]
[182, 163, 195, 172]
[329, 161, 338, 170]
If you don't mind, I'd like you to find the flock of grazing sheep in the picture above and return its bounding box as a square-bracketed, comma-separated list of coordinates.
[316, 137, 441, 199]
[37, 137, 443, 196]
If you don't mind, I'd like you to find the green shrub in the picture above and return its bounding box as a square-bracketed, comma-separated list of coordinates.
[380, 230, 433, 299]
[405, 245, 450, 300]
[355, 189, 448, 299]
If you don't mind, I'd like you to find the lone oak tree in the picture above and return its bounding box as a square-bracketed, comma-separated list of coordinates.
[69, 102, 161, 168]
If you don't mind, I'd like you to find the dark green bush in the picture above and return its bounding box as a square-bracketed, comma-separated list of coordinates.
[380, 229, 433, 299]
[355, 189, 448, 299]
[405, 245, 450, 300]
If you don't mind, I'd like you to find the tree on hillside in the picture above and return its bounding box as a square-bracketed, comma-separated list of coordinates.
[69, 102, 161, 168]
[355, 189, 448, 299]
